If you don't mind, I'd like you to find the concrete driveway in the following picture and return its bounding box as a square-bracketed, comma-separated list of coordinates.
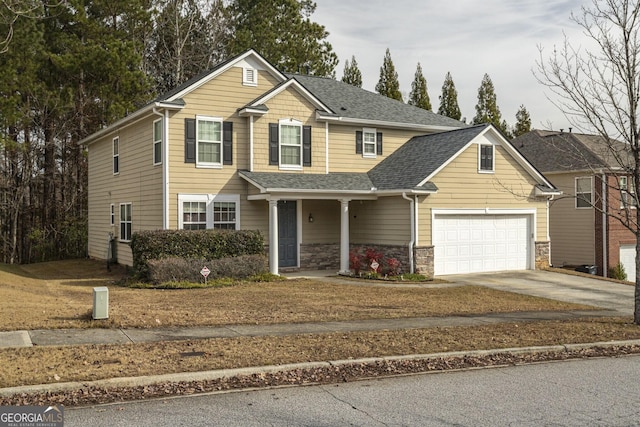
[440, 270, 635, 316]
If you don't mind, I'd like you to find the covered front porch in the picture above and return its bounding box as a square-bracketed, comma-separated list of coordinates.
[239, 170, 432, 276]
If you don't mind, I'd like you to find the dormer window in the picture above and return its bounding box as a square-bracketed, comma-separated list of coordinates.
[243, 67, 257, 86]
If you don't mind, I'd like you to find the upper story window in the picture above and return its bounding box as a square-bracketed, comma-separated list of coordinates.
[113, 137, 119, 175]
[153, 119, 162, 165]
[620, 176, 637, 208]
[196, 116, 223, 167]
[479, 144, 494, 172]
[576, 176, 592, 208]
[279, 119, 302, 169]
[355, 129, 382, 158]
[243, 67, 258, 86]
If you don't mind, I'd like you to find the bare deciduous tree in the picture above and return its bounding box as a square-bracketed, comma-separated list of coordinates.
[535, 0, 640, 323]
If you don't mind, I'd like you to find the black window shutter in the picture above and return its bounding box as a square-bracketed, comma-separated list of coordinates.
[223, 121, 233, 165]
[184, 118, 196, 163]
[355, 130, 363, 154]
[376, 132, 383, 155]
[303, 125, 312, 166]
[269, 123, 279, 165]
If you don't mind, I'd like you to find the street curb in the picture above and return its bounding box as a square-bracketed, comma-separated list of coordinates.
[3, 339, 640, 398]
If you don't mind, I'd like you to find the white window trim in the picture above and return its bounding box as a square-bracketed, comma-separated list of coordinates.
[119, 202, 132, 242]
[153, 118, 163, 166]
[178, 194, 241, 229]
[619, 176, 637, 209]
[575, 176, 593, 209]
[196, 115, 223, 168]
[362, 127, 377, 158]
[478, 143, 495, 173]
[113, 136, 119, 175]
[243, 67, 258, 86]
[279, 118, 303, 170]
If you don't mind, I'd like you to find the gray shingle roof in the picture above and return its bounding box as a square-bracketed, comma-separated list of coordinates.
[512, 129, 631, 173]
[286, 74, 466, 129]
[368, 124, 490, 190]
[239, 171, 375, 192]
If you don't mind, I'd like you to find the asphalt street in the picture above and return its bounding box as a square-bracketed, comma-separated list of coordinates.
[65, 354, 640, 426]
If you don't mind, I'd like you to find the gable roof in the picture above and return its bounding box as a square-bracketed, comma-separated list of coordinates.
[287, 74, 465, 130]
[513, 129, 631, 173]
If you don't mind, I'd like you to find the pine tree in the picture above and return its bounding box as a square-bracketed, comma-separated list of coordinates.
[513, 104, 532, 137]
[341, 55, 362, 87]
[472, 73, 506, 133]
[437, 72, 461, 120]
[227, 0, 338, 77]
[375, 48, 402, 101]
[408, 62, 431, 111]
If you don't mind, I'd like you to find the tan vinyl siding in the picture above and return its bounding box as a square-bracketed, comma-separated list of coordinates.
[301, 200, 340, 243]
[327, 126, 439, 173]
[87, 118, 163, 266]
[546, 172, 595, 266]
[419, 142, 549, 244]
[350, 197, 411, 245]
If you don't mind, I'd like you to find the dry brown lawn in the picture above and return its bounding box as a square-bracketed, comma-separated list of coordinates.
[0, 259, 591, 331]
[1, 259, 637, 390]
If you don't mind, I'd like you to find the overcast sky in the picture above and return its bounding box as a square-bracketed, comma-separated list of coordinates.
[313, 0, 592, 131]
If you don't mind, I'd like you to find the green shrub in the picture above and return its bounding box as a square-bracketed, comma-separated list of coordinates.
[147, 254, 268, 284]
[130, 229, 264, 279]
[609, 262, 627, 281]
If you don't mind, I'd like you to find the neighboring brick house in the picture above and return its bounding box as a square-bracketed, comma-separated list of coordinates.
[80, 49, 559, 277]
[513, 129, 637, 280]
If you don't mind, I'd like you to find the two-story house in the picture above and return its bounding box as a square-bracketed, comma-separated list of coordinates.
[513, 129, 637, 280]
[80, 49, 558, 277]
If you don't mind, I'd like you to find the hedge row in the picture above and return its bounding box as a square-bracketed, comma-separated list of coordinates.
[147, 254, 268, 284]
[130, 229, 265, 279]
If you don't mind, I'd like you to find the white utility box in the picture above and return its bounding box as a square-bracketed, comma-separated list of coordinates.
[92, 286, 109, 320]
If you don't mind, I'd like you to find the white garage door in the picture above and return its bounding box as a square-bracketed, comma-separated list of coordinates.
[433, 214, 531, 275]
[619, 244, 636, 282]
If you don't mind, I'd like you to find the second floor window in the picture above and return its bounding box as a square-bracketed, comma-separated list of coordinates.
[197, 116, 222, 166]
[576, 177, 592, 208]
[620, 176, 637, 207]
[280, 120, 302, 169]
[153, 119, 162, 165]
[479, 144, 494, 172]
[113, 137, 119, 174]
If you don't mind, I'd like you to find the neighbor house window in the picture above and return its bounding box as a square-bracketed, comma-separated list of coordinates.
[196, 116, 222, 166]
[363, 128, 377, 157]
[620, 176, 637, 208]
[279, 119, 302, 169]
[182, 201, 207, 230]
[178, 194, 240, 230]
[153, 119, 162, 165]
[110, 204, 115, 226]
[576, 177, 592, 208]
[479, 144, 494, 172]
[113, 137, 119, 174]
[119, 203, 132, 241]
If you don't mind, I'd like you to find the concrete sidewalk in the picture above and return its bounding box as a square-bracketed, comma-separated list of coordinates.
[0, 308, 622, 349]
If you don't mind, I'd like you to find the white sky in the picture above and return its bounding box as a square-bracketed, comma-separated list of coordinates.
[313, 0, 591, 131]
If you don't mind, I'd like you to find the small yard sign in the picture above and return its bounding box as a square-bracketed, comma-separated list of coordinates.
[200, 266, 210, 284]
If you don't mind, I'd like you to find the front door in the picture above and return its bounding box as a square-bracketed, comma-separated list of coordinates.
[278, 200, 297, 267]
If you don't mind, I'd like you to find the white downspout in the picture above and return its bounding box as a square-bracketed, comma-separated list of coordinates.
[249, 115, 254, 172]
[602, 173, 607, 277]
[153, 108, 169, 229]
[402, 192, 415, 273]
[325, 122, 329, 174]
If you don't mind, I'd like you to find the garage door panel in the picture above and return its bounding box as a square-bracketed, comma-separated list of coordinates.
[434, 214, 531, 275]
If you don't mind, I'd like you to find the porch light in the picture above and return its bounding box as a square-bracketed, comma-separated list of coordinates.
[308, 213, 314, 223]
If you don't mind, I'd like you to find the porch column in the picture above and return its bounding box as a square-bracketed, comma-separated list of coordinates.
[339, 199, 350, 274]
[269, 199, 279, 275]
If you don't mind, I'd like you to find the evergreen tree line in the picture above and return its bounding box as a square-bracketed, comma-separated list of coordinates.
[0, 0, 528, 264]
[344, 49, 532, 139]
